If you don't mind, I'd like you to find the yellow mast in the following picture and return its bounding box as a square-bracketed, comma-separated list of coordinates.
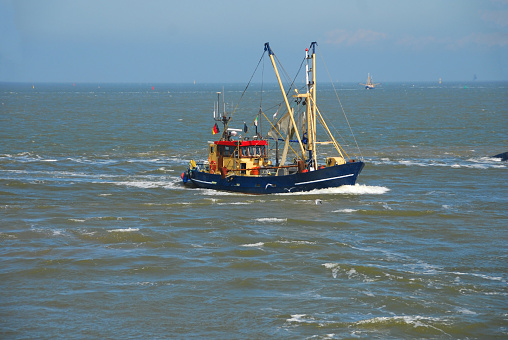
[311, 43, 318, 168]
[267, 42, 351, 169]
[265, 43, 306, 160]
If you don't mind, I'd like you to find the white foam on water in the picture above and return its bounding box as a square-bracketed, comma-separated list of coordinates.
[374, 155, 507, 169]
[382, 202, 393, 210]
[323, 263, 339, 269]
[278, 184, 390, 196]
[356, 315, 450, 334]
[323, 263, 340, 279]
[463, 163, 489, 169]
[456, 307, 477, 315]
[361, 290, 375, 297]
[399, 160, 429, 167]
[188, 184, 389, 196]
[357, 315, 440, 324]
[241, 242, 264, 247]
[30, 226, 65, 236]
[217, 202, 250, 205]
[164, 167, 175, 172]
[403, 260, 442, 275]
[0, 232, 17, 239]
[334, 184, 390, 195]
[69, 218, 85, 222]
[113, 179, 181, 190]
[135, 282, 156, 286]
[450, 271, 504, 282]
[66, 156, 110, 165]
[286, 314, 311, 323]
[200, 188, 246, 196]
[484, 291, 508, 296]
[127, 158, 161, 163]
[278, 240, 316, 245]
[469, 156, 504, 163]
[470, 273, 504, 282]
[255, 218, 287, 223]
[108, 227, 139, 233]
[332, 208, 358, 213]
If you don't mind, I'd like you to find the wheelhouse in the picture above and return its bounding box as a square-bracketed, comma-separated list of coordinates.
[208, 140, 271, 176]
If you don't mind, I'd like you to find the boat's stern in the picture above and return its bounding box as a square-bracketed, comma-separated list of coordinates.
[181, 160, 198, 186]
[181, 171, 189, 184]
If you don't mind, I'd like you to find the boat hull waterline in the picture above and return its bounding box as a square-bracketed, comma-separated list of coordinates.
[184, 161, 364, 194]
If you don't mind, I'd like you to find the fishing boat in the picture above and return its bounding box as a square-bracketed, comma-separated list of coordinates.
[360, 73, 379, 89]
[181, 42, 364, 194]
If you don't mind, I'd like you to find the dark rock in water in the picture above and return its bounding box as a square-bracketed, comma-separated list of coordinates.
[492, 152, 508, 161]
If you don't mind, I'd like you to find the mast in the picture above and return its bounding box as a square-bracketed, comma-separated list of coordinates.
[294, 42, 319, 168]
[305, 47, 312, 166]
[310, 42, 318, 169]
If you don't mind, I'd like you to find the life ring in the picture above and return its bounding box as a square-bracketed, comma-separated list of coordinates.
[210, 161, 216, 174]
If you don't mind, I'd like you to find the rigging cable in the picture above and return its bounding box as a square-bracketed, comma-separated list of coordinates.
[224, 48, 267, 136]
[317, 44, 364, 161]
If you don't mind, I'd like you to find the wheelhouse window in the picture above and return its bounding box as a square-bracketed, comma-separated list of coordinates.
[241, 145, 266, 158]
[218, 143, 266, 158]
[218, 145, 238, 157]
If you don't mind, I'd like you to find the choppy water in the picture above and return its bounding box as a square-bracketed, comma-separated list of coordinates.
[1, 82, 507, 339]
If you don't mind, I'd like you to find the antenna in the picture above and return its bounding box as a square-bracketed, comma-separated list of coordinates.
[222, 87, 225, 118]
[215, 92, 221, 120]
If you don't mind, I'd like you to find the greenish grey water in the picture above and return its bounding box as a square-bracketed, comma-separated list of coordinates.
[1, 82, 507, 339]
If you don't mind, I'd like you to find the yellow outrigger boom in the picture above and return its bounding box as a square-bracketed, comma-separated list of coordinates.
[264, 43, 306, 161]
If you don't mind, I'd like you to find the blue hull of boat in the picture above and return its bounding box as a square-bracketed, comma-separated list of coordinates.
[186, 161, 364, 194]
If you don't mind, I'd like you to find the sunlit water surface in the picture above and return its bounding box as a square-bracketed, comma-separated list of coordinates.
[1, 82, 507, 338]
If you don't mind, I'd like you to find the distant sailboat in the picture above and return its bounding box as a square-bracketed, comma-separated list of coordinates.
[360, 73, 379, 89]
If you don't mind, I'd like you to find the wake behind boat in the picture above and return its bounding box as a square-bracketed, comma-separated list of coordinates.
[181, 42, 365, 194]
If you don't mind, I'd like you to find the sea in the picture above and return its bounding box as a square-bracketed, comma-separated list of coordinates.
[1, 81, 507, 339]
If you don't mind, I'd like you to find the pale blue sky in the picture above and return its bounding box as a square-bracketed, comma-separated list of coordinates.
[1, 0, 507, 83]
